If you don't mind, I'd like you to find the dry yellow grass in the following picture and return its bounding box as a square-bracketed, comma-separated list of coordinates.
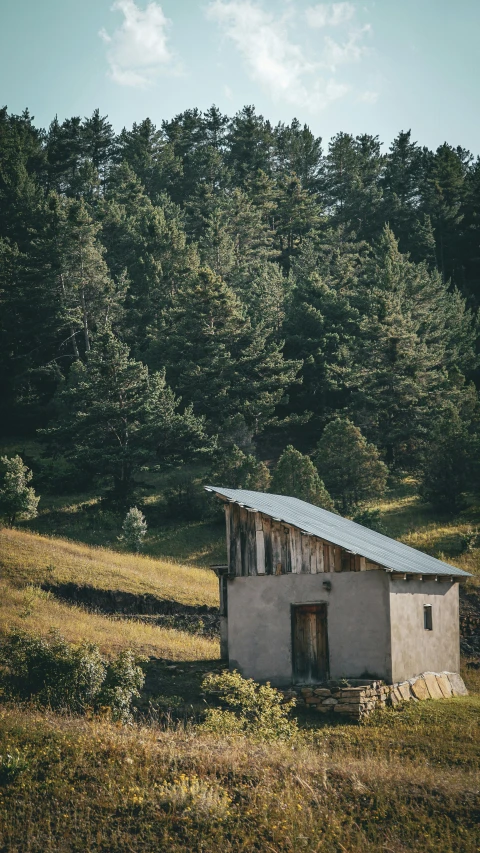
[0, 581, 219, 660]
[400, 524, 480, 576]
[373, 485, 480, 579]
[0, 698, 479, 852]
[0, 527, 220, 661]
[0, 527, 219, 607]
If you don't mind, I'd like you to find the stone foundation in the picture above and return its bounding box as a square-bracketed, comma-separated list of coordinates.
[280, 672, 468, 721]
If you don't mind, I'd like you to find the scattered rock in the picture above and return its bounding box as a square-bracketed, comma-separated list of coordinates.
[446, 672, 468, 696]
[397, 682, 411, 701]
[278, 670, 467, 722]
[423, 672, 444, 700]
[390, 689, 402, 706]
[410, 677, 430, 701]
[435, 674, 453, 698]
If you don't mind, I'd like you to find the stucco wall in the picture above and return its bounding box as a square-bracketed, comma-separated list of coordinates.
[389, 580, 460, 682]
[226, 571, 392, 686]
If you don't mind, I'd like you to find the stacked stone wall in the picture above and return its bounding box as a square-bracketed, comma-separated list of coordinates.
[280, 672, 468, 721]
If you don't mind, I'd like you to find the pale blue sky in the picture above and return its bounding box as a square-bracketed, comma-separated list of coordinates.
[1, 0, 479, 152]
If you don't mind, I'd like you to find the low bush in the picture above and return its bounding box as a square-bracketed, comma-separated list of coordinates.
[459, 526, 480, 553]
[0, 748, 29, 785]
[201, 669, 297, 742]
[0, 630, 144, 722]
[157, 773, 232, 821]
[97, 649, 145, 721]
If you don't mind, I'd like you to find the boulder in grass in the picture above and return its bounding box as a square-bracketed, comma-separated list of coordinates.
[390, 689, 402, 706]
[423, 672, 444, 699]
[446, 672, 468, 696]
[410, 677, 429, 701]
[435, 674, 453, 698]
[397, 682, 411, 701]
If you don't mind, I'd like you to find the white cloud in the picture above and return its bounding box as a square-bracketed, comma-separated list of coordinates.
[358, 89, 379, 104]
[323, 25, 371, 70]
[99, 0, 177, 88]
[305, 3, 355, 28]
[206, 0, 350, 112]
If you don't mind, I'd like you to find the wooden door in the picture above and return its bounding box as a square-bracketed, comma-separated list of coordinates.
[292, 604, 329, 683]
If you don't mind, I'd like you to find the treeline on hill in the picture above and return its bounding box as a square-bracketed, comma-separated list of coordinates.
[0, 104, 479, 516]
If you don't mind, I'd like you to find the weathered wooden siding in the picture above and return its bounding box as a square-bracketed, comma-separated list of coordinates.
[224, 502, 383, 577]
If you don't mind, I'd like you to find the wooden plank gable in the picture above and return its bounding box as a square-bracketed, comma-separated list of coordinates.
[224, 501, 384, 577]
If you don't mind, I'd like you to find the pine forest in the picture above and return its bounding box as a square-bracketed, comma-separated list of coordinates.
[0, 104, 479, 513]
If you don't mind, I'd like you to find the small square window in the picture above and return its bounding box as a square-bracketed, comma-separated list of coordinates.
[424, 605, 433, 631]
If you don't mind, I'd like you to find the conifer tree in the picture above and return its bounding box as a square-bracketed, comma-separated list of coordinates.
[198, 203, 237, 280]
[275, 173, 322, 269]
[209, 445, 271, 491]
[161, 107, 231, 207]
[114, 117, 182, 201]
[348, 226, 477, 464]
[271, 445, 334, 510]
[422, 143, 468, 283]
[100, 164, 197, 344]
[420, 408, 479, 511]
[82, 109, 114, 191]
[54, 196, 122, 356]
[381, 131, 435, 262]
[321, 132, 384, 239]
[150, 266, 300, 434]
[46, 115, 84, 195]
[226, 106, 274, 184]
[45, 115, 101, 198]
[273, 118, 323, 190]
[46, 330, 208, 501]
[0, 107, 46, 247]
[383, 131, 424, 212]
[314, 418, 388, 513]
[283, 227, 367, 440]
[460, 156, 480, 304]
[243, 168, 279, 230]
[0, 194, 70, 421]
[121, 506, 147, 552]
[198, 188, 285, 328]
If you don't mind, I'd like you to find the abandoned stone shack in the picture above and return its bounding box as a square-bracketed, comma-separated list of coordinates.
[206, 487, 470, 719]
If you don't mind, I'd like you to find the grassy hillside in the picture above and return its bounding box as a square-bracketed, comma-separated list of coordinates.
[0, 527, 218, 606]
[0, 697, 479, 853]
[0, 528, 219, 661]
[0, 442, 227, 566]
[0, 581, 218, 661]
[0, 475, 478, 672]
[0, 475, 479, 851]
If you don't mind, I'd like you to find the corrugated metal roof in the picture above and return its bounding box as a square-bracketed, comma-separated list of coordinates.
[205, 487, 471, 578]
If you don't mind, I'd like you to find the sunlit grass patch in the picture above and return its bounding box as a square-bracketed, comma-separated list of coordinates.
[369, 480, 480, 578]
[0, 527, 220, 661]
[0, 581, 219, 660]
[0, 527, 218, 607]
[402, 521, 478, 557]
